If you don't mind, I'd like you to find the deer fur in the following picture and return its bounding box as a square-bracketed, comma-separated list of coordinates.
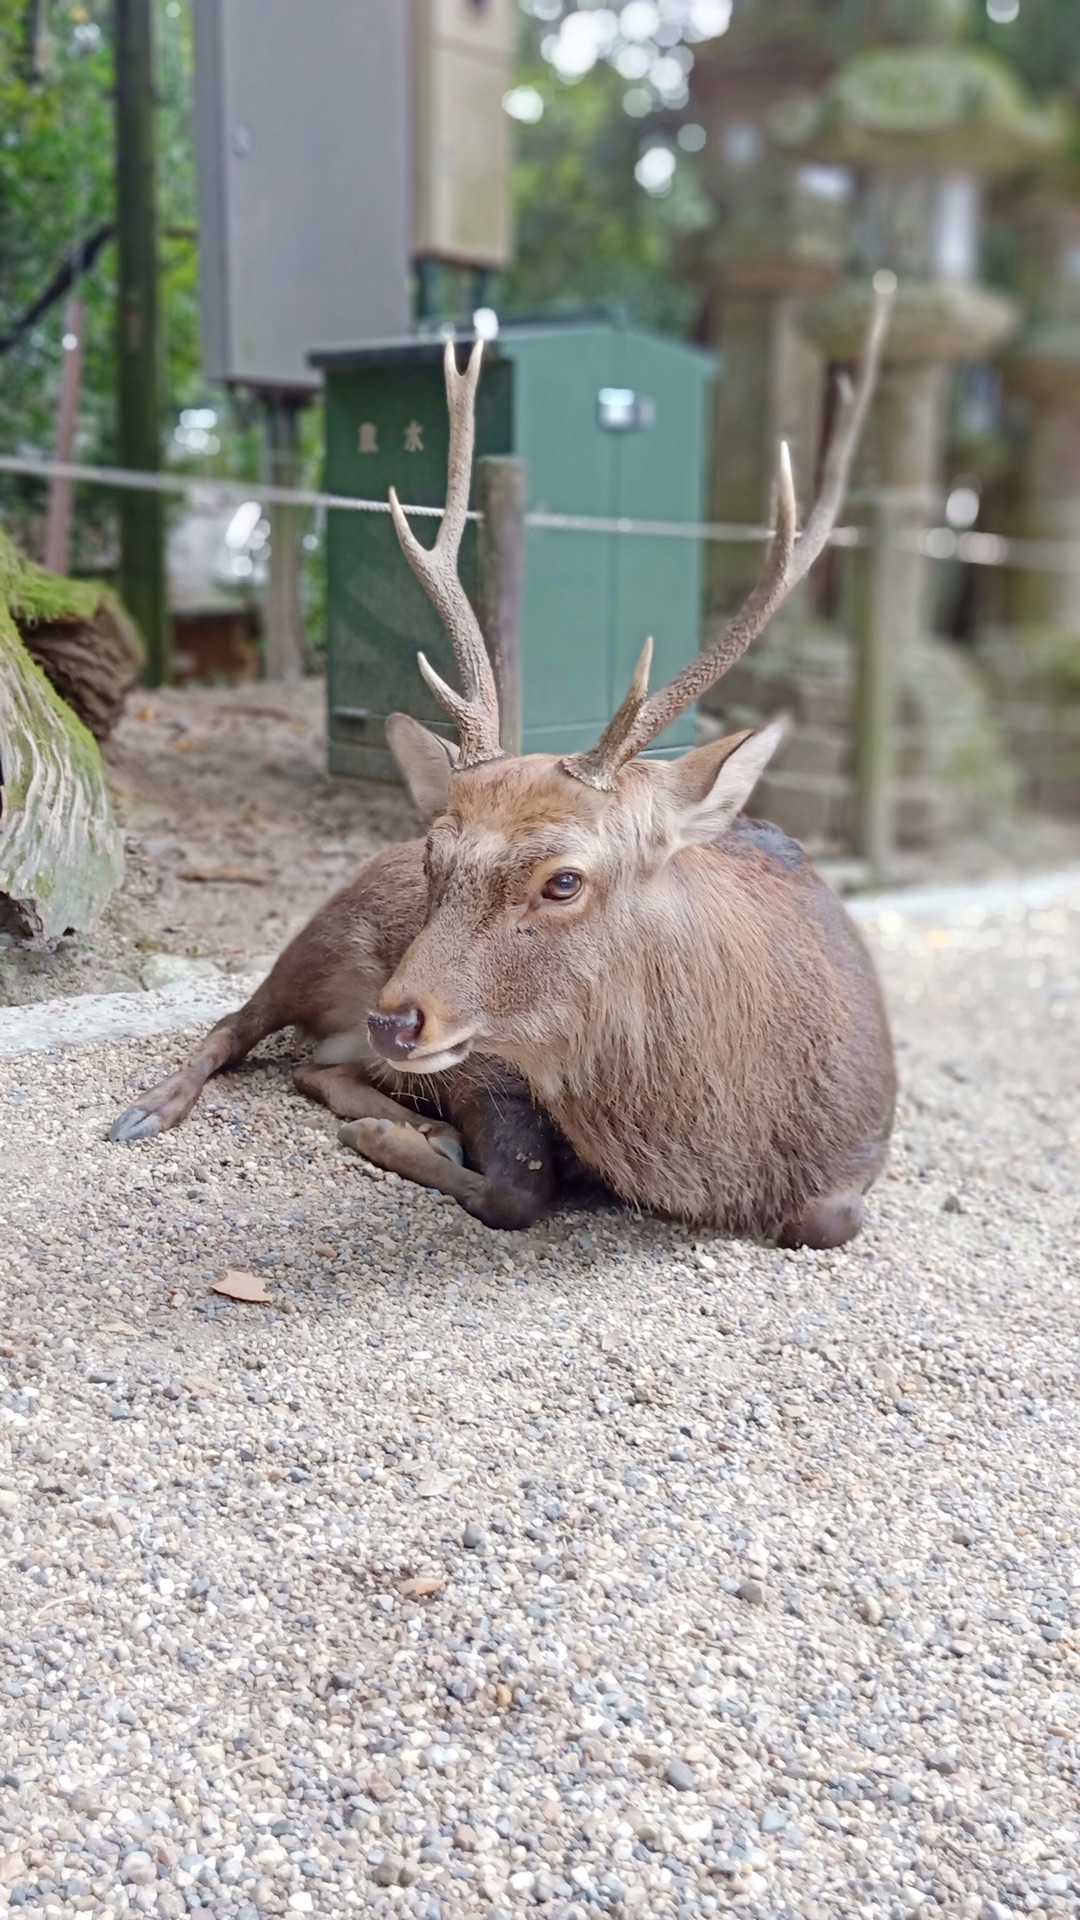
[371, 729, 895, 1243]
[112, 292, 897, 1249]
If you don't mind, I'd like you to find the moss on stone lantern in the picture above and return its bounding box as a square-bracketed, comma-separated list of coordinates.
[979, 107, 1080, 813]
[688, 1, 850, 623]
[715, 0, 1062, 851]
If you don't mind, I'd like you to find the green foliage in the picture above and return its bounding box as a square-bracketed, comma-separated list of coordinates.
[499, 48, 709, 335]
[0, 1, 114, 477]
[155, 0, 202, 417]
[0, 0, 203, 566]
[972, 0, 1080, 96]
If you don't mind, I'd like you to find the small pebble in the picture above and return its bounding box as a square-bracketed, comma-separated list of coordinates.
[737, 1576, 766, 1606]
[371, 1856, 404, 1887]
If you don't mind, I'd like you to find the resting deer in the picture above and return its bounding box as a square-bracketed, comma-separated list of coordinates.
[112, 289, 896, 1248]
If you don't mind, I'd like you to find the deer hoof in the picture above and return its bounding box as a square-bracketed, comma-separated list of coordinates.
[778, 1190, 863, 1250]
[109, 1106, 163, 1144]
[427, 1130, 465, 1166]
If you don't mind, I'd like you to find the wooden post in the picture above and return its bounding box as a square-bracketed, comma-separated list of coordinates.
[261, 393, 307, 684]
[475, 455, 526, 756]
[852, 493, 897, 875]
[43, 296, 85, 577]
[114, 0, 168, 683]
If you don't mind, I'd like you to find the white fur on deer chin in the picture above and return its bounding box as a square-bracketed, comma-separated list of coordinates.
[395, 1039, 474, 1075]
[312, 1026, 474, 1076]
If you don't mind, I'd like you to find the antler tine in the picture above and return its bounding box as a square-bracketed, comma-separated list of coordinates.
[583, 635, 654, 763]
[561, 446, 797, 792]
[560, 280, 893, 793]
[388, 335, 503, 769]
[787, 274, 894, 587]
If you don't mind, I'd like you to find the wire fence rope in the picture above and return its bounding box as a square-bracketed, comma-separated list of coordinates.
[2, 450, 1080, 571]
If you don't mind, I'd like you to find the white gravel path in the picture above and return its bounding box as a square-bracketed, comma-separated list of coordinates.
[0, 873, 1077, 1920]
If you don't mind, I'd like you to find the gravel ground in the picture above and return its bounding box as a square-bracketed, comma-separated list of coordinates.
[0, 876, 1078, 1920]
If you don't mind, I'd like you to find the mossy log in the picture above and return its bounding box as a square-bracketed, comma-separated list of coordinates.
[0, 530, 126, 944]
[5, 536, 142, 740]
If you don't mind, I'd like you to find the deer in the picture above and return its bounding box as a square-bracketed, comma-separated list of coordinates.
[111, 287, 896, 1250]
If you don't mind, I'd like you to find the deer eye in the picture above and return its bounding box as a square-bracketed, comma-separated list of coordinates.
[541, 871, 582, 903]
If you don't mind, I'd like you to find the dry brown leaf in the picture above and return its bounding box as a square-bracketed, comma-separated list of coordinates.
[399, 1576, 445, 1599]
[211, 1270, 271, 1304]
[180, 865, 267, 886]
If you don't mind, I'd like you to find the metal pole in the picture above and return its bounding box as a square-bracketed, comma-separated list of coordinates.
[852, 493, 896, 875]
[415, 258, 442, 325]
[262, 393, 306, 683]
[114, 0, 168, 682]
[43, 296, 85, 576]
[475, 455, 526, 756]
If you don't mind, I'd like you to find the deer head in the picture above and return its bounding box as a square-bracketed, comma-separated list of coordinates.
[370, 292, 891, 1077]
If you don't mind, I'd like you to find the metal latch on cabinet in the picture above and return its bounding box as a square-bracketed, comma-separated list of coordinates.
[596, 388, 656, 432]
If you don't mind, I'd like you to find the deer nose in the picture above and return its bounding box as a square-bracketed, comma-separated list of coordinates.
[368, 1005, 425, 1061]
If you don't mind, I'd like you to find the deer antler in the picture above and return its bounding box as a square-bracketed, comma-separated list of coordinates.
[390, 337, 503, 770]
[561, 279, 894, 793]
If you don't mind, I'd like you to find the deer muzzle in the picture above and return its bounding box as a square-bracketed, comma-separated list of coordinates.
[367, 1005, 425, 1062]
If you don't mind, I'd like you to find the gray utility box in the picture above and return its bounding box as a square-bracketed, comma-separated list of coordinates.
[192, 0, 412, 388]
[313, 318, 717, 780]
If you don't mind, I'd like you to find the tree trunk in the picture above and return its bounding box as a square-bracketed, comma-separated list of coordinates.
[114, 0, 168, 682]
[0, 530, 126, 944]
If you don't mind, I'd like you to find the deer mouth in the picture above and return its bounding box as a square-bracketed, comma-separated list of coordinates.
[397, 1034, 475, 1074]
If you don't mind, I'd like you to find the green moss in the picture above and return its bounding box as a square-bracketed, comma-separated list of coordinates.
[981, 625, 1080, 699]
[1, 527, 126, 940]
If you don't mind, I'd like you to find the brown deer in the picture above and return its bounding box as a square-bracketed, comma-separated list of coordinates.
[112, 290, 895, 1248]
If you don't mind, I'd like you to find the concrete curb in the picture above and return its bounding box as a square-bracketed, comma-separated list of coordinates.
[845, 865, 1080, 925]
[0, 968, 269, 1061]
[1, 866, 1077, 1062]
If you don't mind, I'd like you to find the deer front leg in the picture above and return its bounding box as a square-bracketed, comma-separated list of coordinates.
[340, 1065, 559, 1232]
[293, 1061, 464, 1156]
[108, 854, 411, 1145]
[109, 989, 280, 1142]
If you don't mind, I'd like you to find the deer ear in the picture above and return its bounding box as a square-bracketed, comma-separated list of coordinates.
[385, 713, 459, 818]
[663, 716, 790, 849]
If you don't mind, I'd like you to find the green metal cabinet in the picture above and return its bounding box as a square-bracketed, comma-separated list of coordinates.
[312, 319, 716, 781]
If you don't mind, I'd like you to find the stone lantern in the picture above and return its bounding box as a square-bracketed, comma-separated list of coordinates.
[688, 0, 849, 623]
[980, 111, 1080, 812]
[787, 0, 1058, 640]
[717, 0, 1060, 852]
